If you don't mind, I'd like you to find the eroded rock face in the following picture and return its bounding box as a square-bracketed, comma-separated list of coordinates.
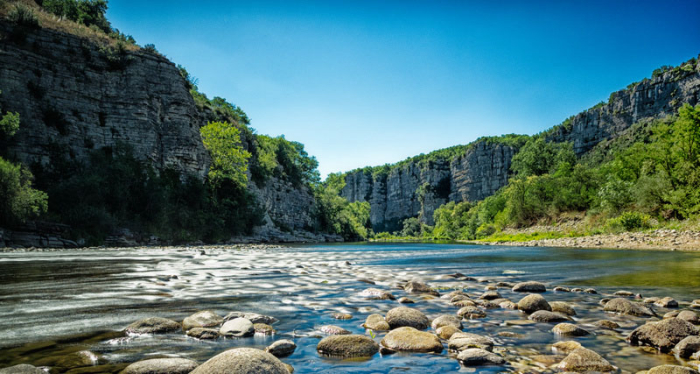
[380, 327, 443, 353]
[316, 335, 379, 357]
[557, 347, 615, 372]
[627, 318, 699, 352]
[385, 307, 429, 330]
[191, 348, 288, 374]
[122, 358, 198, 374]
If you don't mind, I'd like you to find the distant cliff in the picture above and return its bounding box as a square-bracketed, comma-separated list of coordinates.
[341, 58, 700, 232]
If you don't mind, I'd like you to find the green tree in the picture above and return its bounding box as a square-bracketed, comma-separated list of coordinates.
[511, 137, 575, 177]
[200, 121, 252, 188]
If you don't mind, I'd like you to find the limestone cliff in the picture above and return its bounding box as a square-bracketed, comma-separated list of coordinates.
[341, 58, 700, 232]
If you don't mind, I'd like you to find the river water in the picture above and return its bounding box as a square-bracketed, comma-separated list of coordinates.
[1, 243, 699, 373]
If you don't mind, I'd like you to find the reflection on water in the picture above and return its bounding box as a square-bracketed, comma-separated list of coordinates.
[0, 243, 699, 373]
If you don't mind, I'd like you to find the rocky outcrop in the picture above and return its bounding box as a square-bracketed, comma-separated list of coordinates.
[341, 58, 700, 231]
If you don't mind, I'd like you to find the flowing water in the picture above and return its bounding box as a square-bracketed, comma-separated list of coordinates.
[1, 243, 699, 373]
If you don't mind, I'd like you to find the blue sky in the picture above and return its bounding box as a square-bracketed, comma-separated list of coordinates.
[107, 1, 700, 178]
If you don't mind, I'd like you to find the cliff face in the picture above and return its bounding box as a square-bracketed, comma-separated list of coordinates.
[0, 22, 317, 236]
[342, 60, 700, 232]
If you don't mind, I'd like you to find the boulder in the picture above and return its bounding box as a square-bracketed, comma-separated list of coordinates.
[121, 358, 198, 374]
[190, 348, 287, 374]
[363, 314, 390, 331]
[603, 298, 654, 317]
[436, 325, 460, 340]
[55, 351, 104, 369]
[319, 325, 351, 335]
[385, 307, 429, 330]
[584, 288, 598, 294]
[448, 332, 494, 352]
[647, 366, 699, 374]
[517, 294, 551, 314]
[457, 306, 486, 319]
[186, 328, 219, 340]
[358, 288, 395, 300]
[552, 341, 582, 354]
[219, 318, 254, 337]
[673, 336, 700, 358]
[557, 347, 615, 372]
[404, 281, 439, 296]
[380, 327, 442, 353]
[594, 320, 620, 330]
[528, 311, 570, 323]
[678, 310, 700, 325]
[552, 323, 590, 336]
[457, 348, 505, 366]
[125, 317, 181, 334]
[627, 317, 699, 352]
[479, 291, 501, 300]
[182, 310, 223, 331]
[499, 301, 518, 310]
[0, 365, 44, 374]
[431, 315, 462, 330]
[512, 281, 546, 292]
[266, 339, 297, 358]
[316, 335, 379, 357]
[655, 297, 679, 308]
[254, 323, 274, 335]
[550, 301, 576, 316]
[615, 290, 634, 297]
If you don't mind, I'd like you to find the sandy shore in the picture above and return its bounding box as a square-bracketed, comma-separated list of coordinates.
[473, 229, 700, 251]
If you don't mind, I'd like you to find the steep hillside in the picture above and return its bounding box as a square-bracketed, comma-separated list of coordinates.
[341, 57, 700, 232]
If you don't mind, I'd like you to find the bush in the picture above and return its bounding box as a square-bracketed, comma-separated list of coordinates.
[200, 121, 251, 188]
[8, 4, 40, 28]
[0, 112, 20, 137]
[606, 211, 651, 232]
[0, 157, 48, 226]
[42, 0, 110, 33]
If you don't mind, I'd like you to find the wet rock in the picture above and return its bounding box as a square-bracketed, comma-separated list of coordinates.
[254, 323, 275, 335]
[552, 323, 590, 336]
[266, 339, 297, 358]
[645, 297, 662, 304]
[186, 327, 219, 339]
[283, 363, 294, 374]
[673, 336, 700, 358]
[479, 291, 502, 300]
[571, 288, 583, 292]
[219, 318, 254, 337]
[363, 314, 390, 331]
[478, 300, 499, 309]
[497, 332, 523, 338]
[436, 325, 460, 340]
[0, 364, 44, 374]
[554, 286, 571, 292]
[496, 282, 514, 288]
[121, 358, 198, 374]
[182, 310, 223, 331]
[385, 307, 429, 330]
[190, 348, 288, 374]
[552, 341, 582, 354]
[558, 347, 614, 372]
[317, 335, 379, 357]
[331, 313, 352, 320]
[517, 294, 551, 314]
[404, 281, 439, 296]
[125, 317, 181, 334]
[358, 288, 395, 300]
[512, 281, 546, 292]
[223, 312, 278, 325]
[319, 325, 351, 335]
[550, 301, 576, 316]
[665, 310, 681, 318]
[594, 320, 620, 330]
[453, 299, 478, 307]
[628, 318, 699, 352]
[604, 298, 654, 317]
[528, 310, 570, 323]
[380, 327, 443, 353]
[655, 297, 679, 308]
[398, 297, 414, 304]
[457, 348, 505, 366]
[647, 365, 699, 374]
[499, 300, 518, 310]
[484, 285, 497, 291]
[431, 315, 462, 330]
[678, 310, 700, 325]
[448, 332, 494, 352]
[584, 288, 598, 294]
[457, 306, 487, 319]
[615, 290, 634, 297]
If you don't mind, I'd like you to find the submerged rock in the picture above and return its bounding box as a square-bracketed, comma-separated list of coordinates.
[266, 339, 297, 358]
[191, 348, 287, 374]
[517, 294, 551, 314]
[182, 310, 223, 331]
[358, 288, 395, 300]
[385, 307, 429, 330]
[557, 347, 615, 372]
[55, 351, 104, 369]
[380, 327, 442, 353]
[331, 313, 352, 320]
[254, 323, 275, 335]
[457, 348, 505, 366]
[512, 281, 546, 293]
[125, 317, 181, 334]
[604, 298, 655, 317]
[219, 318, 254, 337]
[122, 358, 198, 374]
[317, 335, 379, 357]
[628, 317, 699, 352]
[319, 325, 351, 335]
[594, 320, 620, 330]
[363, 314, 390, 331]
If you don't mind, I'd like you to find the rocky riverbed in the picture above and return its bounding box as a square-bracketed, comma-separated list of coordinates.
[0, 244, 699, 373]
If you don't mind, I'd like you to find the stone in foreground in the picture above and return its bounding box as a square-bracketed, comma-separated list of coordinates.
[122, 358, 198, 374]
[380, 327, 443, 353]
[219, 318, 254, 337]
[191, 348, 287, 374]
[125, 317, 181, 334]
[457, 348, 505, 366]
[266, 339, 297, 358]
[557, 347, 615, 372]
[317, 335, 379, 357]
[627, 317, 699, 352]
[673, 336, 700, 358]
[647, 365, 699, 374]
[385, 307, 429, 330]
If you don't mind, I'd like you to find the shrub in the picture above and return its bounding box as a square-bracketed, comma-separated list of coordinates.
[0, 157, 48, 226]
[143, 43, 158, 54]
[8, 4, 40, 28]
[0, 112, 20, 137]
[606, 211, 651, 232]
[200, 121, 251, 188]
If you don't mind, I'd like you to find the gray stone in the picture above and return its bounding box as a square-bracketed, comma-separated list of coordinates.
[528, 310, 570, 323]
[628, 318, 699, 352]
[552, 323, 590, 336]
[0, 365, 44, 374]
[223, 312, 278, 325]
[125, 317, 181, 334]
[517, 294, 551, 314]
[647, 366, 699, 374]
[456, 306, 486, 319]
[431, 315, 462, 330]
[404, 281, 439, 296]
[557, 347, 615, 372]
[550, 301, 576, 316]
[219, 318, 254, 337]
[186, 328, 219, 340]
[385, 307, 429, 330]
[448, 332, 494, 352]
[266, 339, 297, 358]
[603, 298, 654, 317]
[457, 348, 505, 366]
[479, 291, 501, 300]
[512, 281, 546, 293]
[655, 297, 679, 308]
[678, 310, 700, 325]
[436, 325, 460, 340]
[190, 348, 287, 374]
[316, 335, 379, 357]
[380, 327, 442, 353]
[121, 358, 198, 374]
[358, 288, 395, 300]
[363, 314, 390, 331]
[673, 336, 700, 358]
[182, 310, 223, 331]
[319, 325, 351, 335]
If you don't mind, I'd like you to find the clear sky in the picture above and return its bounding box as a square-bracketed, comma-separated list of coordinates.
[107, 1, 700, 178]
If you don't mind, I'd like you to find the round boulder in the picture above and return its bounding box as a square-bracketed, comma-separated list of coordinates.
[385, 307, 429, 330]
[627, 317, 699, 352]
[404, 281, 439, 296]
[219, 318, 254, 337]
[448, 332, 494, 352]
[436, 325, 460, 340]
[190, 348, 287, 374]
[673, 336, 700, 358]
[122, 358, 198, 374]
[319, 325, 351, 335]
[655, 297, 679, 308]
[363, 314, 390, 331]
[266, 339, 297, 358]
[678, 310, 700, 325]
[125, 317, 181, 334]
[557, 347, 615, 372]
[182, 310, 223, 331]
[550, 301, 576, 316]
[517, 294, 551, 314]
[316, 335, 379, 358]
[380, 327, 443, 353]
[512, 281, 546, 293]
